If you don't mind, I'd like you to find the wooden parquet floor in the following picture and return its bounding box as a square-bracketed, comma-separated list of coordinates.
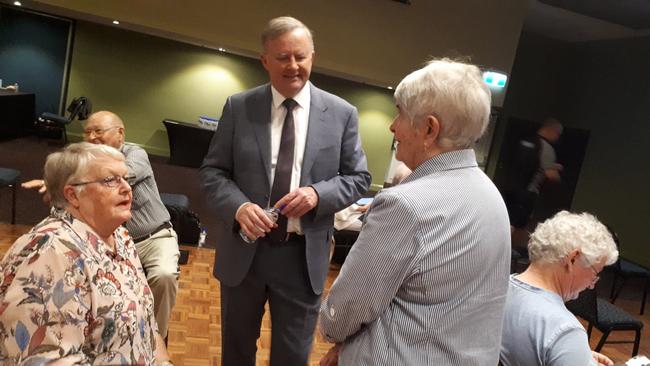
[1, 222, 649, 365]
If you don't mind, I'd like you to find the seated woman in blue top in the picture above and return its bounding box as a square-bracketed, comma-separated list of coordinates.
[500, 211, 618, 366]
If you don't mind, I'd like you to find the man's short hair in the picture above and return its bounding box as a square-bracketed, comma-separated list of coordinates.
[261, 16, 314, 51]
[87, 111, 125, 128]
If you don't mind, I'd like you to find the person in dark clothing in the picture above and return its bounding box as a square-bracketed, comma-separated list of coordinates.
[504, 118, 563, 232]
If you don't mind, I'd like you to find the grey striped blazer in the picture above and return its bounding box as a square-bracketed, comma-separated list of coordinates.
[320, 149, 511, 365]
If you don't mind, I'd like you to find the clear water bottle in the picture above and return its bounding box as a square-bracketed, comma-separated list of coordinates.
[239, 207, 280, 243]
[198, 228, 207, 248]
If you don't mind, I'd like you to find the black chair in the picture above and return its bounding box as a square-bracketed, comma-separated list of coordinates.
[608, 228, 650, 315]
[36, 97, 92, 144]
[0, 168, 21, 224]
[566, 288, 643, 356]
[160, 192, 200, 246]
[331, 229, 360, 264]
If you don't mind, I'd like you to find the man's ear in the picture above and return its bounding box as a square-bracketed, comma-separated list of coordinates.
[260, 53, 270, 71]
[117, 127, 125, 141]
[63, 185, 80, 208]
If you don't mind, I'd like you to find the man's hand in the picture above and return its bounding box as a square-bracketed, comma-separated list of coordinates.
[235, 203, 277, 241]
[544, 162, 563, 182]
[544, 168, 561, 182]
[355, 204, 369, 213]
[21, 179, 51, 205]
[592, 351, 613, 366]
[319, 343, 340, 366]
[275, 187, 319, 218]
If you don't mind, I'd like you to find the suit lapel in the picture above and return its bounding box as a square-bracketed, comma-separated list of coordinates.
[301, 85, 328, 185]
[251, 85, 273, 187]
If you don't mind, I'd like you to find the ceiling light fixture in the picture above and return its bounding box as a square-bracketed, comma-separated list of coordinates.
[218, 48, 226, 52]
[13, 1, 22, 6]
[112, 20, 120, 25]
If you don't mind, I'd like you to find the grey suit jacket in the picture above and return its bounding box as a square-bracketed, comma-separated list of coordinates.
[200, 83, 371, 294]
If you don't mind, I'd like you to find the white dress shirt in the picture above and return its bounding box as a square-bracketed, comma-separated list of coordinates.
[270, 83, 311, 233]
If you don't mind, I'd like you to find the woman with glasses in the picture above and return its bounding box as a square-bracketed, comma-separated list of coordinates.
[500, 211, 617, 366]
[0, 142, 173, 365]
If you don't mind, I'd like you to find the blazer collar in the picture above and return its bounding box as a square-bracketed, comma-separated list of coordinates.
[252, 84, 273, 186]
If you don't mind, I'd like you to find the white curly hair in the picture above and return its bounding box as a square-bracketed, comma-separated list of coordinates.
[528, 211, 618, 266]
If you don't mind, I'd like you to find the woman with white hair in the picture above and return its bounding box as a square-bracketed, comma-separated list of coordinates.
[500, 211, 618, 366]
[319, 58, 511, 365]
[0, 142, 172, 365]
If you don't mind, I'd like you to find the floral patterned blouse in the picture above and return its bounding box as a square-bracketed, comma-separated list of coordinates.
[0, 209, 158, 365]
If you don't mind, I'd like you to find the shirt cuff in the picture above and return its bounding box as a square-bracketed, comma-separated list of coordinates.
[235, 202, 253, 218]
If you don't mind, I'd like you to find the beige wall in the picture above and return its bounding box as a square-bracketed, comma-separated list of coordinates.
[33, 0, 527, 89]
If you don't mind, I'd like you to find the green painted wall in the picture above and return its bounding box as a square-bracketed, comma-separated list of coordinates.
[66, 21, 394, 189]
[565, 37, 650, 266]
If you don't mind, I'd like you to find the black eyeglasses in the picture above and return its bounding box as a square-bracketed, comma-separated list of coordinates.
[83, 126, 119, 137]
[589, 263, 601, 285]
[70, 174, 135, 188]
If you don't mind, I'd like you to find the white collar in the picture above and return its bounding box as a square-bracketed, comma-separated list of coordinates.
[270, 81, 311, 110]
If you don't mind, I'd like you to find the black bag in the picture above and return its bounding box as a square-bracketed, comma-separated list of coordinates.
[166, 204, 201, 245]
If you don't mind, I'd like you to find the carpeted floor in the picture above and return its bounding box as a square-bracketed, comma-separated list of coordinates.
[0, 135, 218, 248]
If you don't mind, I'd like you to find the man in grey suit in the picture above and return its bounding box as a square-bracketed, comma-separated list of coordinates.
[199, 16, 370, 366]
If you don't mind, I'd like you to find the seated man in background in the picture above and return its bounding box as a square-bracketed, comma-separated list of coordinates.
[22, 111, 180, 339]
[319, 58, 511, 365]
[500, 211, 616, 366]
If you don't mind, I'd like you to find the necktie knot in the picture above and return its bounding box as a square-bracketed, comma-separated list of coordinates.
[283, 98, 298, 112]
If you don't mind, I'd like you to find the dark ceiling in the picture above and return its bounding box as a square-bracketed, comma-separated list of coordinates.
[540, 0, 650, 30]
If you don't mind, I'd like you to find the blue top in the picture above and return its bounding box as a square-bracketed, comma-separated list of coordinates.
[500, 275, 596, 366]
